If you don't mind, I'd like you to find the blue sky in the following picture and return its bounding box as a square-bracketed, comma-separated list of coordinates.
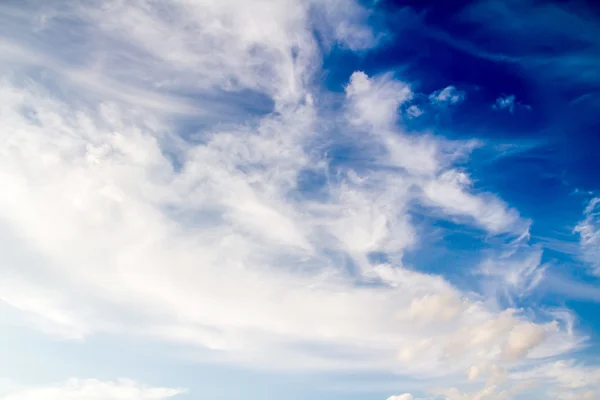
[0, 0, 599, 399]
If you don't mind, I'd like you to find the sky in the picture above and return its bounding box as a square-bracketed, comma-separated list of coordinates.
[0, 0, 599, 399]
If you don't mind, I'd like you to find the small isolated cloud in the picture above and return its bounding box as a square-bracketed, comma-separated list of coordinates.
[1, 379, 185, 400]
[386, 394, 413, 400]
[494, 95, 516, 112]
[429, 85, 465, 106]
[405, 104, 423, 118]
[493, 94, 532, 113]
[574, 197, 600, 275]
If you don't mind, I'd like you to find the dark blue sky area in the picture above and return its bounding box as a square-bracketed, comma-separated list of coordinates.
[321, 0, 600, 339]
[323, 0, 599, 233]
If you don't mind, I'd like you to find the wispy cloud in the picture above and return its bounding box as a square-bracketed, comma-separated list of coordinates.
[455, 0, 600, 94]
[575, 198, 600, 275]
[0, 1, 596, 399]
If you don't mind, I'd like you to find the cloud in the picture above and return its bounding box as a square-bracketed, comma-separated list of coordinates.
[574, 197, 600, 274]
[311, 0, 379, 51]
[421, 170, 524, 234]
[0, 59, 574, 377]
[511, 360, 600, 399]
[405, 105, 423, 118]
[428, 358, 600, 400]
[386, 395, 413, 400]
[1, 379, 185, 400]
[492, 94, 533, 114]
[478, 243, 547, 302]
[0, 1, 593, 399]
[0, 86, 567, 370]
[429, 86, 465, 106]
[493, 95, 517, 113]
[346, 71, 413, 129]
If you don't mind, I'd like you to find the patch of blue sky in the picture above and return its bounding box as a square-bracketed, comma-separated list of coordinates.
[316, 0, 600, 354]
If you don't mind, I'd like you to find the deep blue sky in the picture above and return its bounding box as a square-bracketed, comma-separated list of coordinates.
[323, 0, 600, 357]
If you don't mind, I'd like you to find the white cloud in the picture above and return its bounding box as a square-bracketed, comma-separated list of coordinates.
[406, 105, 423, 118]
[494, 95, 516, 112]
[408, 293, 464, 324]
[510, 360, 600, 399]
[1, 379, 185, 400]
[0, 1, 591, 399]
[311, 0, 379, 51]
[492, 95, 531, 113]
[386, 394, 413, 400]
[0, 65, 575, 378]
[478, 245, 547, 302]
[0, 62, 560, 374]
[574, 197, 600, 274]
[346, 71, 413, 129]
[421, 170, 524, 233]
[429, 86, 465, 106]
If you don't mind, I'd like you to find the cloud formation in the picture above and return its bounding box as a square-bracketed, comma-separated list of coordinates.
[493, 95, 517, 113]
[429, 86, 465, 106]
[0, 1, 597, 399]
[575, 198, 600, 275]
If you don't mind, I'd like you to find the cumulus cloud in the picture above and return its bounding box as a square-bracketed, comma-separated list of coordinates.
[1, 379, 185, 400]
[346, 71, 413, 129]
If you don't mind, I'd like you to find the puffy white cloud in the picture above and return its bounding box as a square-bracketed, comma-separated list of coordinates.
[346, 71, 413, 129]
[387, 394, 413, 400]
[1, 379, 185, 400]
